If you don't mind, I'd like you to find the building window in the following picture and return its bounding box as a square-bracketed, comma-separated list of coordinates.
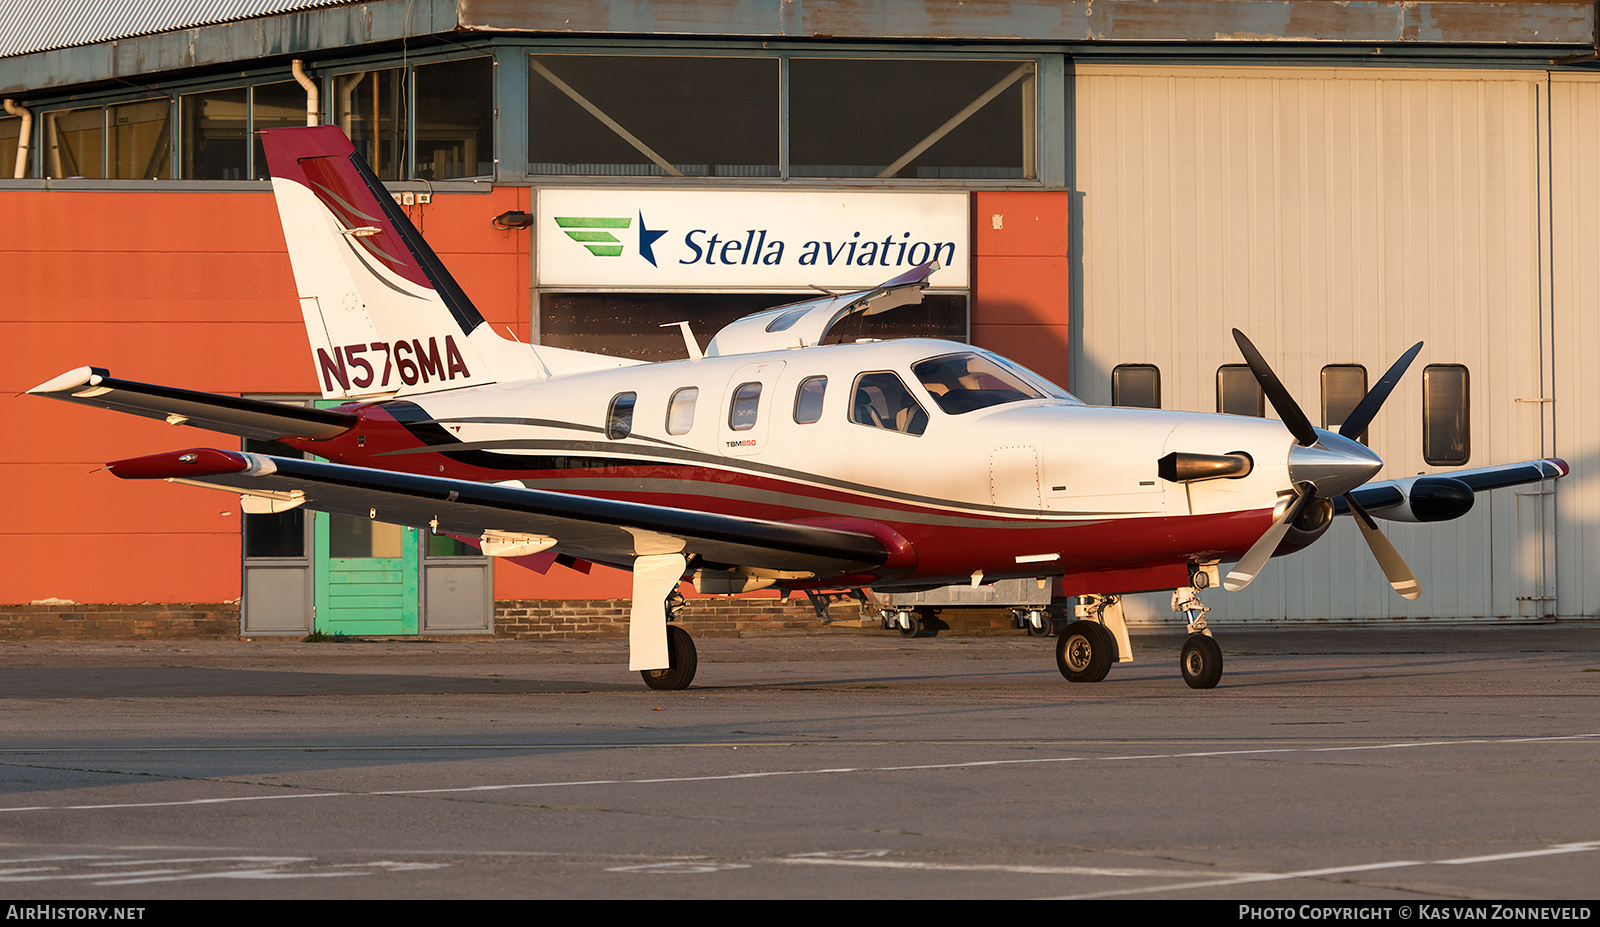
[529, 55, 778, 177]
[1, 116, 22, 177]
[242, 438, 306, 559]
[415, 57, 494, 179]
[1423, 364, 1470, 466]
[1217, 365, 1265, 417]
[1321, 365, 1369, 443]
[44, 106, 103, 178]
[1112, 364, 1161, 409]
[109, 100, 172, 179]
[666, 387, 698, 435]
[335, 67, 406, 180]
[527, 53, 1035, 181]
[249, 81, 312, 178]
[182, 87, 248, 179]
[791, 58, 1034, 179]
[794, 376, 827, 424]
[606, 392, 637, 439]
[729, 382, 762, 431]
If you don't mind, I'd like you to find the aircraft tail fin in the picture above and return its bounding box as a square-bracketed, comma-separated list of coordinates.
[261, 126, 539, 399]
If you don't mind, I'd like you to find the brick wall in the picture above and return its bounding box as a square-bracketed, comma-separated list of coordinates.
[0, 603, 242, 640]
[0, 598, 1045, 640]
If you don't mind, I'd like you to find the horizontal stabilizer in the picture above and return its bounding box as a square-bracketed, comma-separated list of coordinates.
[27, 367, 356, 440]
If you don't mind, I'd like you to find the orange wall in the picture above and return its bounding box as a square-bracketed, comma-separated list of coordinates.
[969, 191, 1072, 387]
[3, 187, 528, 605]
[5, 187, 1070, 606]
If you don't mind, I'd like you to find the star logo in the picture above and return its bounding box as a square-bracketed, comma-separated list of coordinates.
[637, 212, 668, 267]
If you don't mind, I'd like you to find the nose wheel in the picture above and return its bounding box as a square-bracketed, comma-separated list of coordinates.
[1180, 633, 1223, 689]
[1173, 584, 1223, 689]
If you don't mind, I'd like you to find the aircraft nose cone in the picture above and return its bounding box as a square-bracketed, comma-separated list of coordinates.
[1287, 430, 1383, 497]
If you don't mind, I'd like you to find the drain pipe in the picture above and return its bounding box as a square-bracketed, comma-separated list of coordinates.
[291, 59, 319, 126]
[3, 98, 31, 178]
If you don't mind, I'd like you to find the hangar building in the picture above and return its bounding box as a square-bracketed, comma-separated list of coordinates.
[3, 1, 1594, 636]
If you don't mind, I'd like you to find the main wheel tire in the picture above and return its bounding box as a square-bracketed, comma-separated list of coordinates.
[1056, 620, 1114, 683]
[640, 625, 698, 691]
[1180, 633, 1223, 689]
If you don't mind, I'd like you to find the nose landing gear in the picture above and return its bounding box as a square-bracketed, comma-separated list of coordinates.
[1172, 582, 1223, 689]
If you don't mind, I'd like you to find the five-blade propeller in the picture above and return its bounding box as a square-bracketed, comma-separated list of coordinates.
[1222, 330, 1424, 600]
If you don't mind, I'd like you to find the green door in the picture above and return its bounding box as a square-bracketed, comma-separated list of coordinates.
[311, 398, 420, 635]
[313, 512, 420, 635]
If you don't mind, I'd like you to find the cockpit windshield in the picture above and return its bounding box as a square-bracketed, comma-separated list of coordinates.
[912, 351, 1072, 414]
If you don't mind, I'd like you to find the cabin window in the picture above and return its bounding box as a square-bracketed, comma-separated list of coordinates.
[666, 387, 698, 435]
[1321, 365, 1369, 444]
[851, 372, 928, 436]
[794, 377, 827, 424]
[1112, 364, 1161, 409]
[1423, 364, 1470, 466]
[1216, 365, 1265, 417]
[913, 352, 1044, 414]
[729, 382, 762, 431]
[606, 392, 637, 439]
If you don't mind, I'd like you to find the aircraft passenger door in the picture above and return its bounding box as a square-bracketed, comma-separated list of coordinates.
[718, 360, 786, 458]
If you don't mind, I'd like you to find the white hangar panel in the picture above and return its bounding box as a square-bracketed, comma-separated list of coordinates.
[1069, 65, 1556, 623]
[1549, 75, 1600, 621]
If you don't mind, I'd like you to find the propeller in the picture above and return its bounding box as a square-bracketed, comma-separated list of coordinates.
[1222, 330, 1424, 599]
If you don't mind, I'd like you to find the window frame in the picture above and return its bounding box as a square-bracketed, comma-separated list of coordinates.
[729, 381, 763, 432]
[606, 391, 637, 440]
[849, 370, 929, 436]
[793, 376, 828, 424]
[665, 386, 698, 436]
[522, 48, 1048, 185]
[1422, 364, 1471, 466]
[1111, 363, 1161, 409]
[1216, 364, 1266, 418]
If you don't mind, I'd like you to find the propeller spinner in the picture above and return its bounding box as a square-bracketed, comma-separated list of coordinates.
[1222, 330, 1425, 599]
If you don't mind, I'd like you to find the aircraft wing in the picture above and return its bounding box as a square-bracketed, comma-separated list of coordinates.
[27, 367, 356, 441]
[107, 447, 889, 578]
[1334, 458, 1568, 523]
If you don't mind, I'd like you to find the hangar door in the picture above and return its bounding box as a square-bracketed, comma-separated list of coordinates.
[1070, 65, 1559, 623]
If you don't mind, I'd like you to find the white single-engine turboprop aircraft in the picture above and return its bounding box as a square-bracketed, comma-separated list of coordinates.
[29, 126, 1568, 690]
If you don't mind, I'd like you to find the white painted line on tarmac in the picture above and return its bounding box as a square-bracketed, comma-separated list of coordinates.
[1046, 840, 1600, 899]
[0, 734, 1594, 814]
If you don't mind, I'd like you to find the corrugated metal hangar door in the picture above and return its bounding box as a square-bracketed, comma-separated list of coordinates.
[1070, 65, 1570, 623]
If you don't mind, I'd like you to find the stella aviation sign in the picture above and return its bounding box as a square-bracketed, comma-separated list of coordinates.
[535, 189, 969, 290]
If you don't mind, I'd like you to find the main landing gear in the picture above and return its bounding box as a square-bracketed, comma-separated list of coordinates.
[640, 624, 698, 691]
[640, 590, 698, 691]
[1058, 566, 1228, 689]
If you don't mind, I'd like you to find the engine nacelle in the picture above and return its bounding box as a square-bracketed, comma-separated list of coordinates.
[1350, 476, 1476, 523]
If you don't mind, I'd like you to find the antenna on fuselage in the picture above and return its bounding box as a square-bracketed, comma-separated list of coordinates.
[661, 321, 703, 360]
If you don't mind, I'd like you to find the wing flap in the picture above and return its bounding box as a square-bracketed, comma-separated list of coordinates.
[108, 448, 888, 577]
[28, 367, 356, 440]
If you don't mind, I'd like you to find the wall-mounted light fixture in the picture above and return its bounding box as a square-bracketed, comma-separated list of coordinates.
[493, 210, 533, 230]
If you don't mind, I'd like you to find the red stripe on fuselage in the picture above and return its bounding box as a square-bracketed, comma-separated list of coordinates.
[286, 404, 1274, 588]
